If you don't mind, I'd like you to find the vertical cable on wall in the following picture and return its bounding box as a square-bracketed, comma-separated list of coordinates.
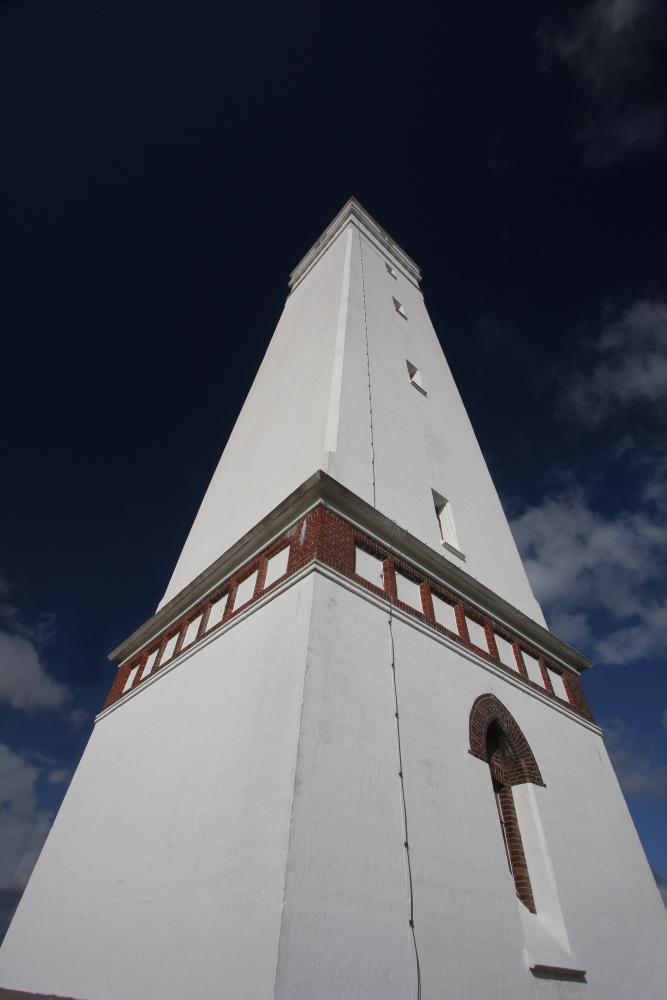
[387, 523, 422, 1000]
[359, 233, 376, 508]
[359, 236, 419, 995]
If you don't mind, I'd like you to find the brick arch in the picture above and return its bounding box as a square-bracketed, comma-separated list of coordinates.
[469, 693, 545, 787]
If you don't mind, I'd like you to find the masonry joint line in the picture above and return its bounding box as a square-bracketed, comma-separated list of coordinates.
[359, 233, 376, 508]
[387, 519, 422, 1000]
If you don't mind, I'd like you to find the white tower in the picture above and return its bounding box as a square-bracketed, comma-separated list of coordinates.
[1, 199, 666, 1000]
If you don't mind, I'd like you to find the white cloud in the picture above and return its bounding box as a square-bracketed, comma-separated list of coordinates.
[603, 719, 667, 799]
[0, 598, 55, 645]
[0, 573, 70, 714]
[0, 744, 53, 893]
[46, 769, 69, 785]
[518, 297, 667, 662]
[68, 707, 89, 730]
[559, 299, 667, 426]
[541, 0, 666, 165]
[549, 0, 658, 90]
[0, 630, 71, 713]
[511, 490, 667, 663]
[0, 581, 79, 937]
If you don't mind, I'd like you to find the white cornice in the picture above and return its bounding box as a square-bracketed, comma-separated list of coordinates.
[99, 559, 601, 736]
[108, 470, 593, 677]
[288, 197, 422, 293]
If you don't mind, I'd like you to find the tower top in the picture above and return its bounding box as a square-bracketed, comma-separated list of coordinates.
[150, 198, 546, 632]
[289, 197, 421, 292]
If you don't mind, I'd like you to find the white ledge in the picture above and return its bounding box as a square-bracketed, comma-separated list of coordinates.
[289, 197, 422, 292]
[108, 470, 594, 678]
[99, 559, 601, 737]
[520, 907, 586, 978]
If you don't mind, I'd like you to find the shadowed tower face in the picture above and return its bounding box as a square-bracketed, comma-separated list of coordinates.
[1, 199, 666, 1000]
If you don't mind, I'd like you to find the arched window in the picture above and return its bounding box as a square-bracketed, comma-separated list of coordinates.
[469, 694, 545, 914]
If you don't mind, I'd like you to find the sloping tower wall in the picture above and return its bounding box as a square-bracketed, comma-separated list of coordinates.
[1, 200, 665, 1000]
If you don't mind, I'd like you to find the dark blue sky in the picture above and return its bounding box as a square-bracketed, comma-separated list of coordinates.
[1, 0, 667, 938]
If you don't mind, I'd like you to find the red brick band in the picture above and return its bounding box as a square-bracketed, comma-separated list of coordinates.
[103, 506, 594, 725]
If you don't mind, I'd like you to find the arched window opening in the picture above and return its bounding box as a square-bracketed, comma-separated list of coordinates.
[469, 694, 544, 914]
[469, 695, 581, 972]
[486, 720, 536, 913]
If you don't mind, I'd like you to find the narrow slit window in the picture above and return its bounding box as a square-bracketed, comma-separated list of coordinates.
[493, 778, 513, 873]
[406, 361, 427, 396]
[385, 262, 397, 279]
[392, 297, 407, 319]
[486, 720, 536, 913]
[432, 490, 462, 556]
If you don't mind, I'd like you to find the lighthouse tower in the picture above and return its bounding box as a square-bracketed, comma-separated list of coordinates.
[1, 199, 666, 1000]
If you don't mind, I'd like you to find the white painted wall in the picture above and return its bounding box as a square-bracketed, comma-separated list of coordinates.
[158, 225, 349, 610]
[159, 205, 545, 625]
[354, 544, 384, 588]
[274, 575, 667, 999]
[376, 579, 667, 998]
[0, 580, 315, 1000]
[276, 575, 667, 999]
[432, 591, 458, 632]
[329, 228, 546, 624]
[496, 631, 518, 670]
[395, 570, 423, 610]
[274, 575, 414, 1000]
[264, 546, 289, 588]
[2, 570, 665, 999]
[466, 616, 488, 652]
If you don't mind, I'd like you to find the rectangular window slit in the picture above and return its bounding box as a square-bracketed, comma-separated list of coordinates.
[406, 360, 427, 396]
[432, 490, 462, 557]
